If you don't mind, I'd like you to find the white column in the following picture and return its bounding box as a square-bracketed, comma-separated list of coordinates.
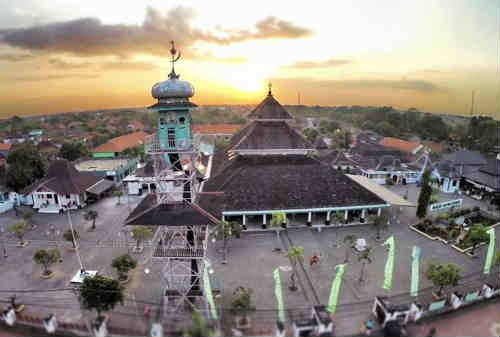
[344, 210, 349, 220]
[377, 208, 382, 216]
[263, 214, 267, 225]
[242, 215, 246, 226]
[326, 211, 331, 221]
[361, 209, 366, 218]
[307, 212, 312, 222]
[222, 215, 225, 222]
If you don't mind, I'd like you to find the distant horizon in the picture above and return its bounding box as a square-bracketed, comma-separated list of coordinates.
[2, 101, 495, 122]
[0, 1, 498, 119]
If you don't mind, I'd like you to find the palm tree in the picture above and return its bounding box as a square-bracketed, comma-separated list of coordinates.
[343, 234, 356, 263]
[131, 226, 152, 252]
[113, 189, 124, 205]
[85, 210, 99, 230]
[285, 246, 304, 291]
[270, 212, 287, 252]
[217, 221, 241, 264]
[358, 247, 372, 283]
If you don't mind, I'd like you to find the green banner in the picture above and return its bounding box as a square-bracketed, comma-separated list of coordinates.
[411, 246, 421, 297]
[383, 236, 395, 290]
[273, 268, 286, 323]
[203, 261, 217, 320]
[483, 228, 496, 274]
[327, 264, 346, 315]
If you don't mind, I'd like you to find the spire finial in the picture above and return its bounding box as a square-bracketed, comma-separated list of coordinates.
[168, 40, 182, 80]
[268, 82, 272, 96]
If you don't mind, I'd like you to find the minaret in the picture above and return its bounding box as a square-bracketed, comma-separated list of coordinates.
[147, 41, 199, 203]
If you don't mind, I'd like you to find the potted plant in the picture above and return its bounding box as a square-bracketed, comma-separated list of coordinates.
[425, 262, 461, 299]
[85, 210, 99, 231]
[9, 295, 24, 313]
[467, 224, 489, 256]
[34, 248, 61, 279]
[131, 226, 152, 253]
[8, 220, 28, 247]
[270, 213, 286, 252]
[63, 229, 79, 250]
[285, 246, 304, 291]
[231, 286, 254, 329]
[111, 254, 137, 284]
[217, 221, 241, 264]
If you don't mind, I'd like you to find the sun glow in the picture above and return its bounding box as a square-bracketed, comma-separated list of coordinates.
[222, 62, 276, 93]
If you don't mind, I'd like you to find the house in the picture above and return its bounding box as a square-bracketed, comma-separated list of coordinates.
[0, 143, 12, 159]
[28, 130, 43, 143]
[93, 131, 149, 158]
[379, 137, 423, 155]
[23, 160, 114, 213]
[127, 120, 145, 132]
[192, 124, 242, 136]
[461, 156, 499, 200]
[433, 150, 487, 193]
[37, 140, 60, 161]
[75, 157, 139, 184]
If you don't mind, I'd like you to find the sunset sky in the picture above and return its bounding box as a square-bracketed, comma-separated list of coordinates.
[0, 0, 498, 118]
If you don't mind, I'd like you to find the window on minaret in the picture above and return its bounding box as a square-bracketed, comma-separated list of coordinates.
[160, 118, 165, 125]
[179, 117, 185, 125]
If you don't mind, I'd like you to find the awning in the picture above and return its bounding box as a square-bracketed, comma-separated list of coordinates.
[346, 174, 416, 207]
[86, 179, 115, 195]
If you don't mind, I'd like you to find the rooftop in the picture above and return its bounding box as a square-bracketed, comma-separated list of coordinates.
[193, 124, 242, 135]
[199, 155, 387, 216]
[442, 150, 487, 166]
[93, 131, 149, 153]
[379, 137, 422, 154]
[75, 158, 131, 172]
[247, 91, 294, 120]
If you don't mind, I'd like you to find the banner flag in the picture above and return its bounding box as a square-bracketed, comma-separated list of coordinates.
[273, 268, 286, 323]
[327, 264, 346, 315]
[484, 228, 496, 274]
[203, 261, 217, 320]
[383, 236, 395, 290]
[411, 246, 421, 297]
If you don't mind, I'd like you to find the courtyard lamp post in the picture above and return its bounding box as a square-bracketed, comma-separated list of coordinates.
[0, 224, 7, 258]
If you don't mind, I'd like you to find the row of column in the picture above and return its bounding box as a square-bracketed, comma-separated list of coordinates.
[228, 207, 383, 229]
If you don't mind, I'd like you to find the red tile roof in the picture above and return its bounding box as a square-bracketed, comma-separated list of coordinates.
[0, 143, 12, 151]
[93, 131, 149, 153]
[379, 137, 421, 153]
[128, 120, 145, 130]
[192, 124, 242, 135]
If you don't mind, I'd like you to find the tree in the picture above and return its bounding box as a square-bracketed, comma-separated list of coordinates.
[85, 210, 99, 230]
[113, 189, 124, 205]
[63, 229, 79, 248]
[343, 234, 356, 263]
[80, 275, 124, 319]
[111, 254, 137, 281]
[8, 220, 26, 245]
[372, 210, 389, 240]
[358, 247, 372, 283]
[33, 248, 61, 276]
[425, 263, 461, 297]
[303, 128, 319, 143]
[217, 221, 241, 264]
[493, 250, 500, 267]
[22, 210, 35, 229]
[416, 170, 432, 219]
[467, 225, 489, 255]
[285, 246, 304, 291]
[270, 212, 287, 251]
[184, 311, 214, 337]
[6, 143, 45, 192]
[131, 226, 152, 251]
[58, 142, 88, 161]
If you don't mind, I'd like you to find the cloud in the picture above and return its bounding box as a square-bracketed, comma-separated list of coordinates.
[0, 53, 33, 62]
[48, 58, 92, 69]
[271, 77, 441, 93]
[10, 73, 99, 81]
[0, 7, 312, 57]
[48, 58, 158, 71]
[283, 58, 352, 69]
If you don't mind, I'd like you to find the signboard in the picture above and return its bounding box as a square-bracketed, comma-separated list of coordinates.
[429, 199, 462, 212]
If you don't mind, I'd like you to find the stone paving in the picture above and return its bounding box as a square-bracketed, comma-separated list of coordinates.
[0, 182, 497, 336]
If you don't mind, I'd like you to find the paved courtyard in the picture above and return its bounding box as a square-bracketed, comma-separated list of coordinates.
[0, 182, 497, 336]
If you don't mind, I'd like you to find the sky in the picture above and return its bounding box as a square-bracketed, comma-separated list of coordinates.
[0, 0, 498, 118]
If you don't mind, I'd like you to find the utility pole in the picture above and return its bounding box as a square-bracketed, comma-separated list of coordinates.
[470, 91, 475, 116]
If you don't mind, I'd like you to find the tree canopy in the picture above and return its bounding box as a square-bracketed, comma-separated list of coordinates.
[416, 170, 432, 219]
[7, 143, 45, 192]
[58, 142, 88, 161]
[80, 275, 124, 316]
